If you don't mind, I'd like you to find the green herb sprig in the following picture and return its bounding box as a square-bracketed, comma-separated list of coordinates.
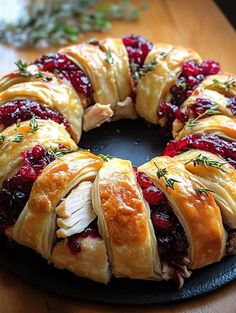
[211, 78, 236, 92]
[104, 49, 114, 65]
[185, 153, 227, 173]
[15, 60, 52, 82]
[30, 117, 39, 133]
[0, 1, 141, 49]
[195, 186, 215, 196]
[48, 146, 74, 159]
[185, 105, 220, 128]
[98, 154, 113, 162]
[155, 163, 179, 190]
[131, 58, 158, 83]
[0, 134, 4, 144]
[1, 133, 24, 151]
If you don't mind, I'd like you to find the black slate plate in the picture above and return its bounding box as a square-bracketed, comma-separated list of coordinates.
[0, 119, 236, 304]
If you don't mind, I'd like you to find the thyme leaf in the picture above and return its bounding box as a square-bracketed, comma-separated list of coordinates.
[30, 117, 39, 133]
[15, 59, 52, 82]
[195, 186, 215, 196]
[131, 57, 158, 83]
[155, 163, 179, 190]
[1, 133, 24, 151]
[104, 49, 114, 65]
[185, 153, 227, 173]
[185, 105, 220, 128]
[0, 134, 5, 144]
[98, 154, 113, 162]
[12, 133, 24, 143]
[211, 78, 236, 92]
[48, 146, 74, 159]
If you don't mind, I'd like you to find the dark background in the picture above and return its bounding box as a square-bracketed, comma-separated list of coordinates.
[215, 0, 236, 28]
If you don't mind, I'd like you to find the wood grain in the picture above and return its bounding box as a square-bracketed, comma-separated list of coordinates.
[0, 0, 236, 312]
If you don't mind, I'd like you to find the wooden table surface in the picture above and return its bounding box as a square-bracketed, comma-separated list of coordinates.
[0, 0, 236, 312]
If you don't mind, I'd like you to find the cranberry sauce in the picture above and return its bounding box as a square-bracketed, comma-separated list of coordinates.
[0, 99, 70, 131]
[122, 35, 153, 74]
[0, 145, 59, 235]
[134, 168, 189, 281]
[67, 219, 101, 255]
[163, 133, 236, 168]
[34, 53, 92, 99]
[158, 60, 220, 126]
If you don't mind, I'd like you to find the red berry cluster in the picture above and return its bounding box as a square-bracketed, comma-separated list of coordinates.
[35, 53, 92, 98]
[0, 99, 70, 131]
[122, 34, 153, 68]
[0, 145, 56, 234]
[171, 60, 220, 106]
[162, 133, 236, 168]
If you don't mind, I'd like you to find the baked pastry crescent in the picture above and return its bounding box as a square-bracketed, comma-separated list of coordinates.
[60, 43, 119, 110]
[135, 44, 201, 125]
[172, 86, 234, 137]
[12, 151, 103, 258]
[175, 115, 236, 141]
[92, 158, 162, 280]
[0, 73, 83, 142]
[138, 156, 226, 269]
[0, 119, 76, 185]
[174, 150, 236, 228]
[201, 74, 236, 97]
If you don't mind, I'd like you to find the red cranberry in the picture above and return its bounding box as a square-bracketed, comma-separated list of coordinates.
[67, 220, 100, 254]
[152, 210, 173, 232]
[143, 186, 164, 205]
[122, 34, 153, 70]
[134, 168, 154, 189]
[34, 53, 92, 98]
[200, 60, 220, 75]
[182, 61, 199, 76]
[0, 99, 70, 131]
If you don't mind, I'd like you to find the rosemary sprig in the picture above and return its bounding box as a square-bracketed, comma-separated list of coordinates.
[48, 146, 74, 159]
[15, 60, 52, 82]
[155, 163, 179, 190]
[104, 49, 114, 65]
[185, 105, 220, 128]
[211, 78, 236, 92]
[185, 153, 227, 173]
[131, 58, 158, 83]
[30, 117, 39, 133]
[0, 1, 141, 48]
[195, 186, 215, 196]
[98, 154, 113, 162]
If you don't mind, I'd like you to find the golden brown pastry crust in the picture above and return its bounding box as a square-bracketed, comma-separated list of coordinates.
[52, 236, 110, 284]
[0, 73, 83, 142]
[60, 43, 119, 110]
[12, 151, 103, 259]
[92, 159, 162, 280]
[138, 156, 226, 269]
[172, 87, 234, 138]
[100, 38, 132, 101]
[201, 74, 236, 97]
[175, 115, 236, 141]
[174, 150, 236, 228]
[135, 43, 201, 125]
[0, 119, 77, 185]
